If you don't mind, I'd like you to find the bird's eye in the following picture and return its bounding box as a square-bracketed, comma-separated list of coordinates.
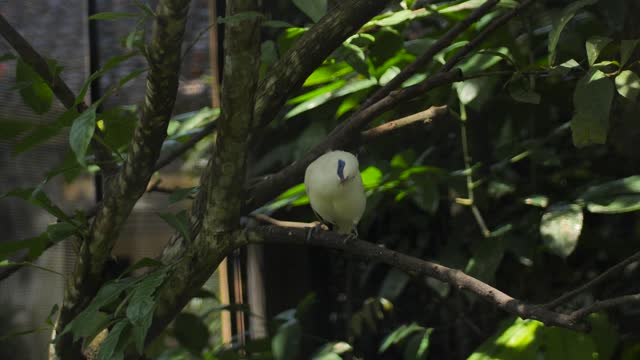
[337, 159, 346, 180]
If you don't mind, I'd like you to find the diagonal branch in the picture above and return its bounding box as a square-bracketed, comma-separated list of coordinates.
[0, 13, 115, 171]
[54, 0, 192, 357]
[544, 249, 640, 309]
[241, 225, 587, 331]
[254, 0, 393, 128]
[0, 14, 82, 111]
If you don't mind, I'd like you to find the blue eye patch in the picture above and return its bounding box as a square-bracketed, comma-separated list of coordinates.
[337, 159, 346, 180]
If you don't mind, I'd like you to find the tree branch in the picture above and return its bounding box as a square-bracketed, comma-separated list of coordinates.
[241, 225, 587, 331]
[149, 0, 262, 342]
[360, 105, 448, 141]
[0, 12, 115, 172]
[568, 293, 640, 323]
[0, 14, 81, 111]
[254, 0, 393, 128]
[544, 249, 640, 309]
[54, 1, 192, 357]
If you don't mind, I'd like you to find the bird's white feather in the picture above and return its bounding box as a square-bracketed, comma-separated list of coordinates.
[304, 150, 366, 234]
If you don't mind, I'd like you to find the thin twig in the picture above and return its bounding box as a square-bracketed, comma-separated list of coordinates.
[544, 250, 640, 309]
[568, 293, 640, 322]
[361, 105, 448, 140]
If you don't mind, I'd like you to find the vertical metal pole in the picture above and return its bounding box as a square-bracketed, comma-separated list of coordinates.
[208, 0, 233, 345]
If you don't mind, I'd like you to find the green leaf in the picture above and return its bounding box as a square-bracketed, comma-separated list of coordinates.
[46, 222, 77, 242]
[168, 187, 199, 204]
[508, 75, 541, 104]
[579, 175, 640, 213]
[0, 53, 16, 62]
[465, 237, 506, 284]
[101, 106, 137, 150]
[272, 319, 302, 360]
[468, 318, 542, 360]
[96, 320, 129, 360]
[2, 187, 70, 221]
[615, 70, 640, 101]
[69, 104, 98, 166]
[378, 268, 410, 301]
[540, 325, 597, 359]
[262, 20, 295, 28]
[403, 329, 432, 360]
[540, 203, 583, 258]
[292, 0, 327, 22]
[361, 166, 383, 190]
[0, 232, 48, 261]
[312, 342, 352, 360]
[60, 278, 137, 341]
[89, 12, 139, 20]
[127, 269, 168, 353]
[77, 52, 139, 103]
[548, 0, 598, 65]
[14, 108, 80, 154]
[339, 43, 369, 76]
[379, 323, 425, 353]
[15, 59, 53, 114]
[586, 36, 612, 66]
[621, 39, 639, 66]
[0, 119, 31, 140]
[158, 210, 191, 242]
[570, 69, 614, 147]
[174, 313, 210, 354]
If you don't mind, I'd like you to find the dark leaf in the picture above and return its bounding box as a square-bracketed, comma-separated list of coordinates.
[158, 210, 191, 242]
[174, 313, 210, 354]
[548, 0, 598, 65]
[69, 104, 98, 166]
[571, 69, 614, 147]
[292, 0, 327, 22]
[15, 59, 53, 114]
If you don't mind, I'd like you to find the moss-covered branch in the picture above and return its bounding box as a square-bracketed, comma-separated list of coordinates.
[53, 1, 191, 358]
[148, 0, 262, 342]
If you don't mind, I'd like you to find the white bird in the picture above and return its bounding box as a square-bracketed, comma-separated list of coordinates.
[304, 150, 366, 235]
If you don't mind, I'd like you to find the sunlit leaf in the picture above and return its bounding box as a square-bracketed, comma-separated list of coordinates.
[585, 36, 612, 66]
[540, 203, 583, 258]
[615, 70, 640, 101]
[579, 175, 640, 213]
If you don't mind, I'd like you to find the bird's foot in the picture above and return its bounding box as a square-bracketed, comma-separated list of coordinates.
[306, 222, 328, 243]
[342, 229, 358, 245]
